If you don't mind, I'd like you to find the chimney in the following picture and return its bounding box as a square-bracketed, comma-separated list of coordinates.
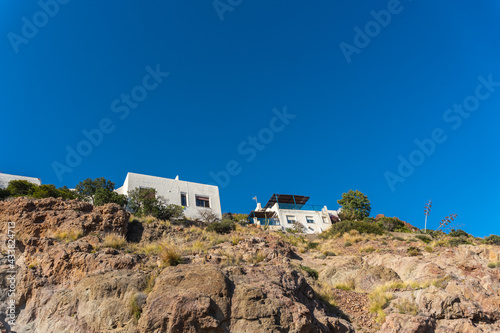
[175, 175, 179, 180]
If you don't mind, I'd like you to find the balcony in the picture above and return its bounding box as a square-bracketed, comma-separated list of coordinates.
[277, 203, 324, 211]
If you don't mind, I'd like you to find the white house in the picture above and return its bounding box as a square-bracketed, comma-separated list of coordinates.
[0, 172, 41, 189]
[248, 194, 339, 234]
[115, 172, 222, 220]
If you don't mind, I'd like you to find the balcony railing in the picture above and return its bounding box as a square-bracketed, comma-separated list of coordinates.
[277, 203, 324, 211]
[248, 217, 280, 226]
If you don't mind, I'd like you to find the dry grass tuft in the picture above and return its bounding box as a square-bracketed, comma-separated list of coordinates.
[334, 277, 356, 291]
[158, 241, 182, 267]
[369, 285, 394, 323]
[53, 229, 83, 243]
[102, 233, 127, 249]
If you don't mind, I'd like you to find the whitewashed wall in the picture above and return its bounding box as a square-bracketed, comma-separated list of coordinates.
[116, 172, 222, 220]
[0, 173, 41, 189]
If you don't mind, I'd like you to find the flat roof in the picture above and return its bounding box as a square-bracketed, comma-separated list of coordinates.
[264, 194, 310, 209]
[126, 172, 219, 189]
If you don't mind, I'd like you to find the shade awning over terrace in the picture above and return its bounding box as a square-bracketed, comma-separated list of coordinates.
[264, 194, 310, 209]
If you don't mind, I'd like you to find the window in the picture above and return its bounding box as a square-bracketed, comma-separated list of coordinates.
[322, 216, 328, 224]
[286, 216, 296, 224]
[306, 216, 315, 224]
[181, 193, 187, 206]
[196, 195, 210, 208]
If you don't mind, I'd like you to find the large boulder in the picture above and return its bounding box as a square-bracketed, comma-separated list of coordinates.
[138, 264, 353, 333]
[0, 197, 129, 243]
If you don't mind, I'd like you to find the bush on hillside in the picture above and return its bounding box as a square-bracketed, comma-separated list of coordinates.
[323, 220, 384, 238]
[483, 235, 500, 245]
[206, 219, 236, 234]
[1, 180, 77, 201]
[414, 235, 432, 244]
[378, 217, 405, 232]
[448, 229, 469, 238]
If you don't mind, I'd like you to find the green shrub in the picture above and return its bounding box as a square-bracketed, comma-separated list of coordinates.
[488, 262, 497, 269]
[300, 265, 319, 279]
[407, 247, 422, 256]
[379, 217, 405, 232]
[206, 219, 236, 234]
[447, 238, 471, 247]
[324, 220, 384, 238]
[484, 235, 500, 245]
[394, 226, 412, 233]
[415, 235, 431, 244]
[344, 241, 352, 247]
[448, 229, 469, 238]
[307, 242, 319, 250]
[393, 236, 405, 241]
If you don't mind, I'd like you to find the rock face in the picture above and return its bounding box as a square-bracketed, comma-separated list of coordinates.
[0, 198, 353, 333]
[0, 197, 129, 239]
[138, 264, 352, 333]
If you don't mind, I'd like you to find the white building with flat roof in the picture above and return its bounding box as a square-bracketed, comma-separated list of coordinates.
[248, 194, 339, 234]
[0, 173, 41, 189]
[116, 172, 222, 220]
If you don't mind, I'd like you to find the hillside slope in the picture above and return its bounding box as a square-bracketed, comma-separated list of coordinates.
[1, 197, 499, 332]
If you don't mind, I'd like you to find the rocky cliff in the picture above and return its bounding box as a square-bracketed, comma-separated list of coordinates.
[0, 197, 499, 332]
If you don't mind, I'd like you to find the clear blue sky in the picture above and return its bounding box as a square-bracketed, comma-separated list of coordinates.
[2, 1, 499, 237]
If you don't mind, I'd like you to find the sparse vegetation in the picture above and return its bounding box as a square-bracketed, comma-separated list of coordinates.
[407, 246, 422, 256]
[249, 251, 266, 264]
[360, 246, 375, 254]
[53, 229, 83, 243]
[158, 242, 182, 266]
[313, 283, 337, 311]
[206, 219, 236, 234]
[129, 294, 144, 322]
[334, 278, 356, 291]
[300, 265, 319, 279]
[103, 233, 127, 249]
[394, 298, 418, 315]
[414, 235, 432, 244]
[369, 286, 394, 323]
[324, 220, 384, 238]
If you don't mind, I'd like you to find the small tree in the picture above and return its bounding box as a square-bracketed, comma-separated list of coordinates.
[75, 178, 115, 202]
[128, 187, 183, 221]
[6, 180, 37, 197]
[198, 210, 221, 224]
[93, 188, 128, 207]
[337, 190, 371, 221]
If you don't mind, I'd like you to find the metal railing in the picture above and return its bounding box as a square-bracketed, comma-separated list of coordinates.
[277, 203, 324, 211]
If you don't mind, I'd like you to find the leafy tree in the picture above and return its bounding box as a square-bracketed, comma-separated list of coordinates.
[6, 180, 37, 197]
[75, 178, 115, 202]
[337, 190, 371, 220]
[128, 187, 184, 220]
[32, 184, 62, 199]
[0, 187, 10, 200]
[93, 188, 128, 207]
[0, 181, 77, 201]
